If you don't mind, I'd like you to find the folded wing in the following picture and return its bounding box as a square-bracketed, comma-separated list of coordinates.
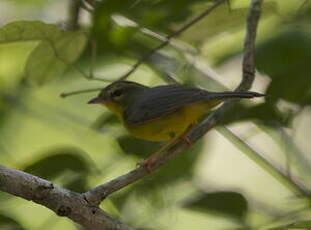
[124, 84, 264, 125]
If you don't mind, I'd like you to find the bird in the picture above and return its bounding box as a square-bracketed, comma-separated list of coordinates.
[88, 80, 264, 170]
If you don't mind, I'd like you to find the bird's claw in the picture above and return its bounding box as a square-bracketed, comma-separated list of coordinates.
[136, 157, 157, 173]
[180, 135, 193, 146]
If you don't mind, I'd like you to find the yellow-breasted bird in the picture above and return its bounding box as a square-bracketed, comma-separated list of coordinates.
[88, 80, 264, 169]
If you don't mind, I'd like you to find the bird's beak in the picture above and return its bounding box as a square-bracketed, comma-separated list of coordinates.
[88, 96, 104, 104]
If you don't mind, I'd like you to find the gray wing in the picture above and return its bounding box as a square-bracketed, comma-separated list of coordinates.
[124, 85, 209, 125]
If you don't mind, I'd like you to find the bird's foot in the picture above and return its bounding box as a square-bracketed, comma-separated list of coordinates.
[136, 155, 159, 173]
[180, 134, 193, 146]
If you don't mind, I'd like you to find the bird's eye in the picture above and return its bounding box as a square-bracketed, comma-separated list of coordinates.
[112, 89, 123, 97]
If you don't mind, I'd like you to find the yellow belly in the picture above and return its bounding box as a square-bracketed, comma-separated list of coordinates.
[125, 102, 215, 142]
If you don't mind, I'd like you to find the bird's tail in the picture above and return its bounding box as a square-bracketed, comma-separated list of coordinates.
[209, 91, 265, 100]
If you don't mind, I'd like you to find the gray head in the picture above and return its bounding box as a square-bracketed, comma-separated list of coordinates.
[88, 80, 149, 107]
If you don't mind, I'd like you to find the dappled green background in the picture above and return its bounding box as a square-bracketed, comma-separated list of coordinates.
[0, 0, 310, 230]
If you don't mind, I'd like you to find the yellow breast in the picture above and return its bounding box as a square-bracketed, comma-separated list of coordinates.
[104, 100, 222, 142]
[125, 101, 216, 142]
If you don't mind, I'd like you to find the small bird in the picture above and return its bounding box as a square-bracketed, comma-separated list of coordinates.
[88, 80, 264, 169]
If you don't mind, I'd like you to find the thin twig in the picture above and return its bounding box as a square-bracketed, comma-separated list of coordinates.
[226, 0, 232, 12]
[111, 14, 197, 54]
[80, 0, 94, 13]
[216, 126, 311, 197]
[237, 0, 262, 91]
[42, 35, 111, 83]
[67, 0, 82, 30]
[85, 39, 114, 82]
[83, 0, 95, 7]
[83, 0, 264, 206]
[118, 0, 227, 80]
[60, 87, 103, 98]
[297, 0, 309, 12]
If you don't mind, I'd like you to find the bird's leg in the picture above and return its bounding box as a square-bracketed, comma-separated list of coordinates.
[138, 125, 194, 172]
[179, 132, 192, 146]
[137, 136, 180, 172]
[179, 124, 194, 146]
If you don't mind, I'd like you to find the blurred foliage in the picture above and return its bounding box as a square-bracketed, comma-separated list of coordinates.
[256, 27, 311, 106]
[179, 1, 278, 44]
[267, 220, 311, 230]
[110, 137, 204, 224]
[22, 147, 93, 192]
[0, 0, 311, 230]
[0, 214, 26, 230]
[217, 5, 311, 109]
[0, 21, 87, 85]
[92, 0, 209, 51]
[220, 103, 291, 127]
[117, 135, 160, 158]
[183, 191, 248, 220]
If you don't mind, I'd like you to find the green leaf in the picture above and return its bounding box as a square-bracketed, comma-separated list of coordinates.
[183, 191, 248, 220]
[268, 220, 311, 230]
[0, 21, 87, 85]
[180, 1, 277, 43]
[23, 40, 66, 85]
[0, 214, 26, 230]
[92, 0, 210, 53]
[94, 0, 210, 31]
[23, 147, 92, 192]
[256, 27, 311, 106]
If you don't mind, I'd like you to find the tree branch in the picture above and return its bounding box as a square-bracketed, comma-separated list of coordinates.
[67, 0, 82, 30]
[0, 165, 133, 230]
[118, 0, 227, 80]
[83, 0, 264, 206]
[237, 0, 262, 91]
